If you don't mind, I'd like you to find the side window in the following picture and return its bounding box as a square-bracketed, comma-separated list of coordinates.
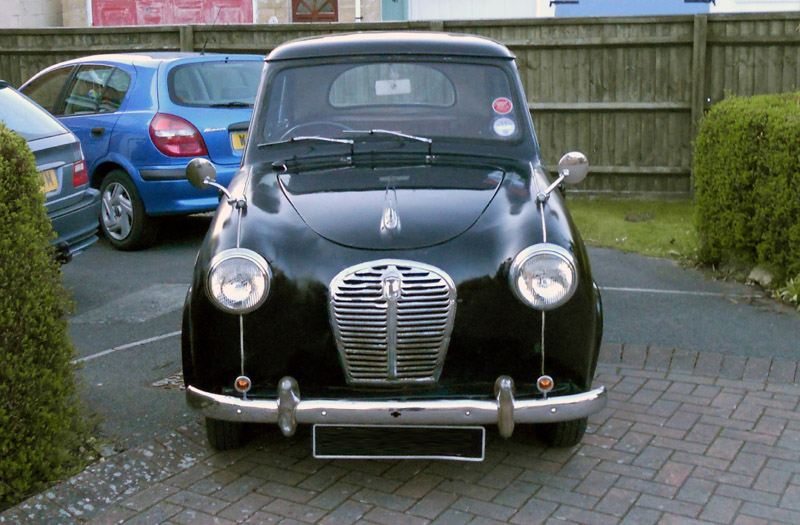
[98, 68, 131, 113]
[63, 65, 114, 116]
[21, 66, 74, 115]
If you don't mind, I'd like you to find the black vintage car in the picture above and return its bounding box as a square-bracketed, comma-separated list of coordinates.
[182, 32, 606, 460]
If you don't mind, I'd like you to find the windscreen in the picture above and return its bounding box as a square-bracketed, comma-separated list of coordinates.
[257, 60, 523, 143]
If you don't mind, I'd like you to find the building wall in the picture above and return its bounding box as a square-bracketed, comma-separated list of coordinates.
[61, 0, 86, 26]
[2, 0, 63, 28]
[256, 0, 289, 23]
[554, 0, 710, 17]
[60, 0, 382, 26]
[340, 0, 382, 22]
[27, 0, 800, 28]
[408, 0, 552, 20]
[712, 0, 800, 12]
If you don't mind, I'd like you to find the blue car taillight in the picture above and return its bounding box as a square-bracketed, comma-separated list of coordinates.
[149, 113, 209, 157]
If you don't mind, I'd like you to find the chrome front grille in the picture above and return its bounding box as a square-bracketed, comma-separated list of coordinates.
[329, 260, 456, 384]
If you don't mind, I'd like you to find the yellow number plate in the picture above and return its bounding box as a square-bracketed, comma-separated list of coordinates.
[231, 132, 248, 150]
[40, 169, 58, 193]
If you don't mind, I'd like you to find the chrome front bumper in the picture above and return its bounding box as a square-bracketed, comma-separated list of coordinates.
[186, 375, 607, 439]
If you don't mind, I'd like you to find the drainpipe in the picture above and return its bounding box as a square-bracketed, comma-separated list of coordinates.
[355, 0, 362, 21]
[85, 0, 93, 26]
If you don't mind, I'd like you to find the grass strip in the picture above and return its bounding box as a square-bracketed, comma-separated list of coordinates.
[566, 197, 698, 260]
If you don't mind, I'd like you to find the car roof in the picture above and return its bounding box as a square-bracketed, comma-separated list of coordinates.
[48, 52, 264, 69]
[266, 31, 515, 62]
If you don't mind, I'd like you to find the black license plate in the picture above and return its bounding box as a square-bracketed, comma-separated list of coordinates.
[313, 425, 485, 461]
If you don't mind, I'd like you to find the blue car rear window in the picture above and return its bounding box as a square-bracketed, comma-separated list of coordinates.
[0, 85, 67, 141]
[168, 60, 262, 107]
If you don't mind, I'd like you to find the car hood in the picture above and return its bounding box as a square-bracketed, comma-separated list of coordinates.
[276, 161, 506, 250]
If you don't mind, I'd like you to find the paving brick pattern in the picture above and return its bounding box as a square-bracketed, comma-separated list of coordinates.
[3, 344, 800, 524]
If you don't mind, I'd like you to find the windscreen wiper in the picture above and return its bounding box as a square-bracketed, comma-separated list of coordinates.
[210, 101, 253, 108]
[259, 136, 356, 170]
[258, 136, 354, 153]
[344, 129, 433, 156]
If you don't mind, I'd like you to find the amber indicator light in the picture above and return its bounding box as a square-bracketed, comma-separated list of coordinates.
[235, 376, 251, 392]
[537, 376, 554, 392]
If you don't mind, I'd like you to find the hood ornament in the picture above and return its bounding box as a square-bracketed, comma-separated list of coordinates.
[380, 181, 401, 235]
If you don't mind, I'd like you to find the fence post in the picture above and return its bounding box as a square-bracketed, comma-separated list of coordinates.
[180, 26, 194, 52]
[690, 14, 708, 197]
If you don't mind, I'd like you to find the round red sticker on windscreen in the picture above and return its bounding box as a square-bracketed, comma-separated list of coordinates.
[492, 97, 513, 114]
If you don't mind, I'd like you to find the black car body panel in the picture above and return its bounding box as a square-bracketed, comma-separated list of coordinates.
[182, 32, 605, 454]
[279, 160, 506, 250]
[266, 31, 516, 62]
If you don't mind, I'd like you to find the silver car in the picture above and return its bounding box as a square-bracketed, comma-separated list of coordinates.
[0, 80, 100, 262]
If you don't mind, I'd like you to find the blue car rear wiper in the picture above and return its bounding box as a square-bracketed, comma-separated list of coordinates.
[210, 101, 252, 108]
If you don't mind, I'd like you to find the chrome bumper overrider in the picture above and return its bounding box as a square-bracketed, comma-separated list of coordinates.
[186, 376, 607, 439]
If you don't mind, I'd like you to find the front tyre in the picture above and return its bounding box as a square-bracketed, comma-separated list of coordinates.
[99, 170, 158, 250]
[205, 417, 244, 450]
[539, 417, 587, 448]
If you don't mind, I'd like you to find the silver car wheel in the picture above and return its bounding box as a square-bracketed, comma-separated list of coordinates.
[101, 181, 134, 241]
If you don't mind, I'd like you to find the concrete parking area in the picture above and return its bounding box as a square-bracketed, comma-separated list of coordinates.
[5, 233, 798, 524]
[4, 343, 799, 524]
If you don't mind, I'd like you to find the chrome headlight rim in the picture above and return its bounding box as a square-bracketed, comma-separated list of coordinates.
[509, 243, 578, 311]
[206, 248, 272, 314]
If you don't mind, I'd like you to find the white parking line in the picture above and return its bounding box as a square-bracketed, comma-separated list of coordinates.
[72, 331, 181, 365]
[600, 286, 761, 298]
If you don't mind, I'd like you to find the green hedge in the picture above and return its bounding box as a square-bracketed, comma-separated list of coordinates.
[0, 124, 91, 508]
[694, 92, 800, 282]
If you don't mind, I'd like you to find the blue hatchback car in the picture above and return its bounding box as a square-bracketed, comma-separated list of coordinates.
[20, 52, 263, 250]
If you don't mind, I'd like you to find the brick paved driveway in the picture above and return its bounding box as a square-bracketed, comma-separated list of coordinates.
[3, 344, 800, 524]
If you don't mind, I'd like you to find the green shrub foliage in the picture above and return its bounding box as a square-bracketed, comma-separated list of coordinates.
[0, 124, 90, 508]
[695, 93, 800, 281]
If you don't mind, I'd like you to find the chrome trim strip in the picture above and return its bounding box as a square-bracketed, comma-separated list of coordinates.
[186, 380, 607, 436]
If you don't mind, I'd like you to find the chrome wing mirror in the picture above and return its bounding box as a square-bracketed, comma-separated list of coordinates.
[186, 158, 240, 206]
[538, 151, 589, 202]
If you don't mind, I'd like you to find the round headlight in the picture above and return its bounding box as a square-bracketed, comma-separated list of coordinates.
[206, 249, 271, 314]
[509, 243, 578, 310]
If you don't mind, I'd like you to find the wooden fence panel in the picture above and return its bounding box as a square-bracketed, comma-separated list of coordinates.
[440, 17, 698, 196]
[0, 27, 181, 87]
[706, 14, 800, 106]
[2, 13, 800, 197]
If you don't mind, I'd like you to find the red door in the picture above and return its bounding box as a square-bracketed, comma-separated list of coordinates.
[92, 0, 253, 26]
